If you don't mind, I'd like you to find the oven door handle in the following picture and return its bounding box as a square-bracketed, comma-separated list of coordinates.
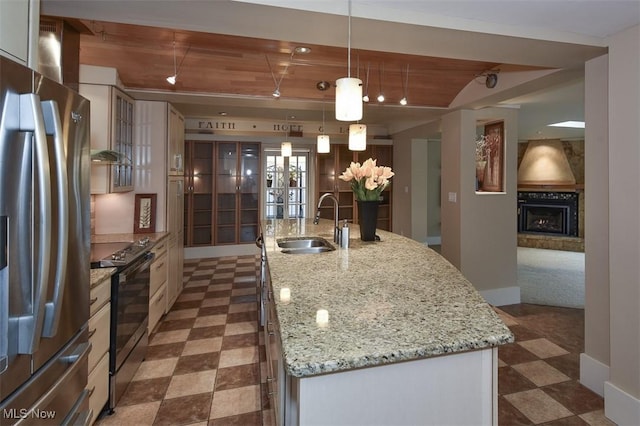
[120, 252, 155, 282]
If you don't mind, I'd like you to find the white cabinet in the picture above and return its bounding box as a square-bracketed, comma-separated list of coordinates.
[134, 100, 185, 312]
[79, 83, 135, 194]
[0, 0, 34, 65]
[149, 238, 168, 333]
[87, 275, 111, 425]
[168, 105, 185, 175]
[166, 177, 184, 312]
[263, 264, 285, 426]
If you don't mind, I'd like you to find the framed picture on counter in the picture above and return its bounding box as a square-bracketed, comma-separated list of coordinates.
[134, 193, 157, 233]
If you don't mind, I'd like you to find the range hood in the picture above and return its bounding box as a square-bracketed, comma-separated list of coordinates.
[90, 149, 122, 163]
[518, 139, 577, 188]
[38, 17, 92, 92]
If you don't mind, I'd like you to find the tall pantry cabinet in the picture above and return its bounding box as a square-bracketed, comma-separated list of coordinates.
[134, 100, 184, 312]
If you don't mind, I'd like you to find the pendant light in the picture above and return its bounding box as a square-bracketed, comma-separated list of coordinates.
[349, 123, 366, 151]
[317, 102, 330, 153]
[281, 116, 292, 157]
[281, 142, 292, 157]
[335, 0, 363, 121]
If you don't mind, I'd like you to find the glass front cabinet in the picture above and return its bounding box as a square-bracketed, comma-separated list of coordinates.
[184, 141, 261, 246]
[215, 142, 261, 244]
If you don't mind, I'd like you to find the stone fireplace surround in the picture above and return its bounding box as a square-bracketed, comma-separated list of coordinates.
[517, 140, 585, 252]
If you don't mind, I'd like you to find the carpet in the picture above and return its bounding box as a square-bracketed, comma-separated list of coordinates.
[517, 247, 585, 308]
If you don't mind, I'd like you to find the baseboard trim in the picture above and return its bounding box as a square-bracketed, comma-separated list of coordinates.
[479, 286, 521, 307]
[580, 353, 609, 397]
[185, 245, 259, 259]
[604, 380, 640, 425]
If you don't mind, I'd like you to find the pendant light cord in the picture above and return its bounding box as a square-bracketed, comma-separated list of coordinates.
[347, 0, 352, 78]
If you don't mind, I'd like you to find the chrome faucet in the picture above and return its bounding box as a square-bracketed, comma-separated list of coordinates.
[314, 193, 341, 244]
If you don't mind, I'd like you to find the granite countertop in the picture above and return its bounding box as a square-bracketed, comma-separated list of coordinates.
[263, 218, 514, 378]
[90, 267, 116, 288]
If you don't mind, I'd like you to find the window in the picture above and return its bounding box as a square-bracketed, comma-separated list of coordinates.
[264, 150, 309, 219]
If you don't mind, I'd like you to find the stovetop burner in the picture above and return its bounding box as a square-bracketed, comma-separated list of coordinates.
[91, 237, 152, 268]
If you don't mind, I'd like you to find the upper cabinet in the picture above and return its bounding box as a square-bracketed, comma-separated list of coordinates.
[168, 106, 185, 175]
[80, 83, 135, 194]
[0, 0, 35, 65]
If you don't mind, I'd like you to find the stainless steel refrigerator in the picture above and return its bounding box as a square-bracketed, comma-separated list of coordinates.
[0, 56, 92, 425]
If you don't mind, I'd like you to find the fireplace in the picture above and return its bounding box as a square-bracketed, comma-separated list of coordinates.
[518, 192, 578, 237]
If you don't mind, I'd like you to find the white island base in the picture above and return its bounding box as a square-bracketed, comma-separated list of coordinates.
[284, 347, 498, 426]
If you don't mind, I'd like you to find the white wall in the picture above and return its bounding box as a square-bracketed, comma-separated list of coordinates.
[410, 139, 429, 243]
[441, 108, 520, 306]
[604, 24, 640, 426]
[581, 53, 610, 397]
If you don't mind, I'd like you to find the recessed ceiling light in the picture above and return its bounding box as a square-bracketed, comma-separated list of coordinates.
[294, 46, 311, 54]
[218, 111, 227, 116]
[548, 121, 585, 128]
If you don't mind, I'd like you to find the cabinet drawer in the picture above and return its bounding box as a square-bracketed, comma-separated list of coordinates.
[88, 303, 110, 373]
[150, 252, 168, 297]
[149, 286, 166, 334]
[152, 239, 168, 257]
[90, 276, 111, 317]
[87, 352, 109, 425]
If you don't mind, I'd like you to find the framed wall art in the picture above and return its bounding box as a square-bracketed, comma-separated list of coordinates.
[134, 193, 157, 233]
[476, 121, 505, 192]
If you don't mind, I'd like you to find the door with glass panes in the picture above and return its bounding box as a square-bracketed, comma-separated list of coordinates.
[264, 151, 308, 219]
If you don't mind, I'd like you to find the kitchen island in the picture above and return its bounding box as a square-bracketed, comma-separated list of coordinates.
[261, 218, 513, 426]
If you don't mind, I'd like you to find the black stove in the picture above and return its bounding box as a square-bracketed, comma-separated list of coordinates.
[90, 237, 152, 268]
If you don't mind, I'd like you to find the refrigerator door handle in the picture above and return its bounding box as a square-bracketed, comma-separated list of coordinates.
[41, 100, 69, 338]
[1, 215, 7, 373]
[17, 93, 52, 354]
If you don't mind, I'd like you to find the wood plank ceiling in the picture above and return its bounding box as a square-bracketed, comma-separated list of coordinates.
[75, 20, 537, 109]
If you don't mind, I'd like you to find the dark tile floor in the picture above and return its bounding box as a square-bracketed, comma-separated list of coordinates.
[96, 255, 614, 426]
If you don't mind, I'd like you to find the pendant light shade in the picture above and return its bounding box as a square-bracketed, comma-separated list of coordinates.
[281, 142, 292, 157]
[317, 135, 330, 153]
[336, 77, 363, 121]
[335, 0, 363, 122]
[348, 124, 367, 151]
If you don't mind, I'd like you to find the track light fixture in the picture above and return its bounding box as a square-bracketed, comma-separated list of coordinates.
[377, 63, 385, 103]
[485, 73, 498, 88]
[335, 0, 363, 121]
[362, 63, 370, 102]
[399, 64, 409, 106]
[166, 36, 191, 85]
[475, 69, 500, 89]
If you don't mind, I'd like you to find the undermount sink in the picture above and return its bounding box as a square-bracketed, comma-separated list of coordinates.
[277, 237, 335, 254]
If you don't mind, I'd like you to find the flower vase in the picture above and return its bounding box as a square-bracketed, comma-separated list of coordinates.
[357, 200, 379, 241]
[476, 160, 487, 190]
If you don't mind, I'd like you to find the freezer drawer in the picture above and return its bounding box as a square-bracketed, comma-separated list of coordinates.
[0, 328, 91, 425]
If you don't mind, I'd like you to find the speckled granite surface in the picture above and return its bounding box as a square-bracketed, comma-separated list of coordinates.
[90, 267, 115, 288]
[263, 218, 514, 378]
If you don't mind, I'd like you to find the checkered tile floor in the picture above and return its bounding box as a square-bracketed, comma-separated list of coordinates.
[96, 256, 613, 426]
